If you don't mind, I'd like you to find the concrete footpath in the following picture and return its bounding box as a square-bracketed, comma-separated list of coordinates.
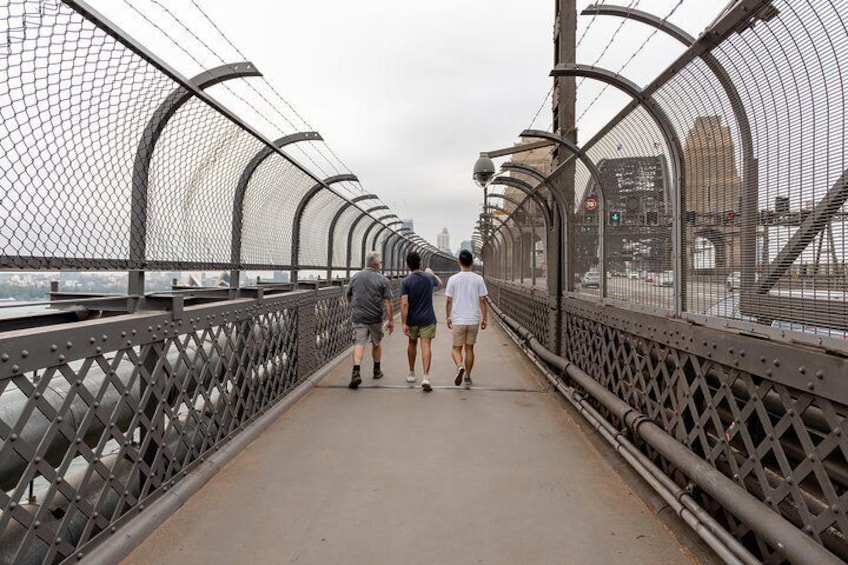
[124, 292, 704, 564]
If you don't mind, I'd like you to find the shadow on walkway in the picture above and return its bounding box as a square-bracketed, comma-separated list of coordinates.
[124, 292, 700, 564]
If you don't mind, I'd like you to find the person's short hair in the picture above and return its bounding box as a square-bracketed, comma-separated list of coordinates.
[366, 251, 381, 268]
[406, 251, 421, 271]
[458, 249, 473, 267]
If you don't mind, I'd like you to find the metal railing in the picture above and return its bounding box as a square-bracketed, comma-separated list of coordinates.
[480, 1, 848, 562]
[0, 1, 453, 562]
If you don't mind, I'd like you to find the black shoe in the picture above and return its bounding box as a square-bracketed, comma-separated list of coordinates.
[373, 370, 384, 380]
[349, 371, 362, 389]
[454, 365, 466, 386]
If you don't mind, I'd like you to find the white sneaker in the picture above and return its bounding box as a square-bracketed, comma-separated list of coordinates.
[406, 372, 416, 384]
[421, 376, 432, 392]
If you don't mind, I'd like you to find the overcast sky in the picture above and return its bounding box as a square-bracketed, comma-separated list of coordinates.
[90, 0, 728, 253]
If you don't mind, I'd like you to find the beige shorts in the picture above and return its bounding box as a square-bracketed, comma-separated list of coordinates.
[451, 324, 480, 347]
[352, 322, 384, 346]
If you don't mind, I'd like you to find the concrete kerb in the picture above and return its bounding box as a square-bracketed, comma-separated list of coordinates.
[81, 345, 354, 565]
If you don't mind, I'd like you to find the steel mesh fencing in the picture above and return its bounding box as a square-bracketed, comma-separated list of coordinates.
[0, 0, 452, 280]
[330, 204, 367, 271]
[482, 1, 848, 561]
[296, 190, 346, 269]
[482, 1, 848, 345]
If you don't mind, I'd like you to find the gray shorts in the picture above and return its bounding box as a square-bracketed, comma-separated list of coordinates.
[352, 322, 384, 346]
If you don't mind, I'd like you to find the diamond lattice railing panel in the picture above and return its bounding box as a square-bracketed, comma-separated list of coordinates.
[0, 291, 334, 563]
[559, 303, 848, 560]
[315, 291, 352, 366]
[486, 277, 848, 562]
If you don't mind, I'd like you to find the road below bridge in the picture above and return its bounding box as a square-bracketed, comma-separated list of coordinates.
[124, 292, 711, 564]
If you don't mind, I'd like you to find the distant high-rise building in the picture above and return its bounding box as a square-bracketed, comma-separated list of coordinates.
[437, 227, 450, 253]
[401, 218, 414, 232]
[458, 240, 473, 255]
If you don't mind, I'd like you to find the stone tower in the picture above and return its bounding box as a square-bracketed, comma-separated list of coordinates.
[683, 115, 742, 271]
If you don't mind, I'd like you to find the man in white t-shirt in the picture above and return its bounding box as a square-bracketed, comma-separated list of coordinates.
[444, 249, 488, 388]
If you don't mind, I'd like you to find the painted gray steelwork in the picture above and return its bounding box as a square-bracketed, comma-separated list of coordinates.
[487, 293, 841, 565]
[231, 132, 327, 283]
[488, 175, 553, 229]
[326, 193, 378, 279]
[290, 174, 358, 285]
[129, 60, 261, 301]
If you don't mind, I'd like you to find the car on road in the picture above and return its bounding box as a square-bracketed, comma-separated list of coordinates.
[703, 294, 757, 322]
[726, 271, 740, 292]
[581, 271, 601, 288]
[726, 271, 759, 292]
[654, 271, 674, 287]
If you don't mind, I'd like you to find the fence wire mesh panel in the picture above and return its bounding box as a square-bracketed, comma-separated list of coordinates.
[348, 217, 373, 271]
[478, 1, 848, 561]
[0, 1, 174, 269]
[146, 100, 264, 267]
[331, 205, 368, 270]
[240, 157, 314, 269]
[584, 108, 674, 310]
[0, 0, 446, 279]
[0, 288, 367, 563]
[296, 191, 346, 268]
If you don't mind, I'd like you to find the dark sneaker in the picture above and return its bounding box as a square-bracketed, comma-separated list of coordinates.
[349, 371, 362, 389]
[463, 375, 472, 389]
[421, 377, 432, 392]
[373, 371, 384, 380]
[454, 365, 466, 386]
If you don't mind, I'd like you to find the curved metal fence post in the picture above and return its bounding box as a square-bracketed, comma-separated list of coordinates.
[369, 219, 402, 273]
[129, 61, 261, 303]
[518, 130, 609, 298]
[231, 131, 323, 289]
[347, 205, 388, 276]
[580, 2, 757, 314]
[501, 162, 566, 352]
[361, 214, 398, 269]
[290, 174, 357, 286]
[325, 193, 375, 280]
[549, 66, 685, 312]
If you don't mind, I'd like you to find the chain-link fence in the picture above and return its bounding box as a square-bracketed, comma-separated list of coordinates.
[0, 0, 455, 287]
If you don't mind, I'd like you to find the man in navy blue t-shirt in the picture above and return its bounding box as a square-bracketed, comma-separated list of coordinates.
[400, 251, 442, 391]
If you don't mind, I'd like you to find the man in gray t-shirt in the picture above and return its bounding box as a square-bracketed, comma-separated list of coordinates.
[345, 251, 394, 389]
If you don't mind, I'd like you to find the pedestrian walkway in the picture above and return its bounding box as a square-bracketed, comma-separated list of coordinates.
[124, 292, 703, 564]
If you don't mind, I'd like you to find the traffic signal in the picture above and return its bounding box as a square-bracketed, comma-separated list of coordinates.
[645, 211, 658, 225]
[609, 210, 621, 226]
[722, 210, 737, 225]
